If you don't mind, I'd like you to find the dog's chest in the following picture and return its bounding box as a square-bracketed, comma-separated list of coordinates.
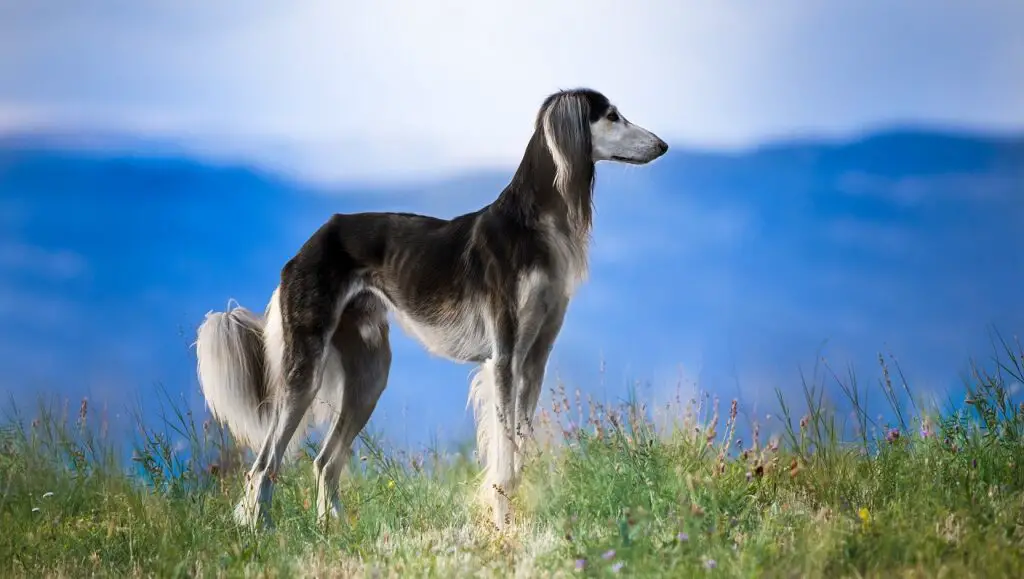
[539, 218, 588, 297]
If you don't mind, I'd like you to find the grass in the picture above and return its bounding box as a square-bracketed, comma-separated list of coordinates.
[2, 336, 1024, 578]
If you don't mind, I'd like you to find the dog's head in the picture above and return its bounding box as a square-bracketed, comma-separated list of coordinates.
[539, 88, 669, 169]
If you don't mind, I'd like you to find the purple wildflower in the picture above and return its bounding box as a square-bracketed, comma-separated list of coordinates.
[602, 549, 616, 560]
[677, 532, 689, 542]
[885, 428, 900, 443]
[705, 558, 717, 570]
[574, 559, 586, 571]
[612, 562, 624, 573]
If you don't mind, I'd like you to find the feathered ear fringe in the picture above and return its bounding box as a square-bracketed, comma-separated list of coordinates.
[541, 93, 595, 231]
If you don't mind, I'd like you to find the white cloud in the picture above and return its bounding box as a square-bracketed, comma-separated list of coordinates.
[1, 0, 1022, 183]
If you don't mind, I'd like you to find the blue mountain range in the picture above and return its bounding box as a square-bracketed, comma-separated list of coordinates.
[1, 128, 1021, 448]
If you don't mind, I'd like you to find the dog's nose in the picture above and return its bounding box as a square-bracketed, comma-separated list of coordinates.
[656, 138, 669, 155]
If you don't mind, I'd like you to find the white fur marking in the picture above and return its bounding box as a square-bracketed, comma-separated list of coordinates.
[517, 269, 548, 311]
[358, 321, 382, 347]
[590, 108, 666, 164]
[540, 214, 588, 296]
[369, 288, 491, 363]
[542, 94, 589, 214]
[262, 286, 286, 402]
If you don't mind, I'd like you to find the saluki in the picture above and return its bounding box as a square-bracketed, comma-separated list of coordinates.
[195, 88, 668, 531]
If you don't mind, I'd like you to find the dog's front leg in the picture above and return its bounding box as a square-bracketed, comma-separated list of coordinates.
[484, 304, 518, 530]
[512, 282, 567, 477]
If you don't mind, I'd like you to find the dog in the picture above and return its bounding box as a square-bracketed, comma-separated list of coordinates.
[195, 87, 668, 531]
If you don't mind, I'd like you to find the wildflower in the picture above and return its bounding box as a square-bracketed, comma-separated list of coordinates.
[677, 532, 689, 542]
[704, 558, 717, 570]
[611, 562, 624, 573]
[858, 507, 871, 530]
[745, 471, 753, 482]
[602, 549, 616, 560]
[387, 479, 396, 489]
[885, 428, 900, 443]
[574, 559, 586, 571]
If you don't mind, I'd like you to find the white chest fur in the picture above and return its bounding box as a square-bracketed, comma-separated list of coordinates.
[539, 215, 589, 297]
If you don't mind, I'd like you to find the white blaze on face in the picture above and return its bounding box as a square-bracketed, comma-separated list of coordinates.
[590, 105, 668, 164]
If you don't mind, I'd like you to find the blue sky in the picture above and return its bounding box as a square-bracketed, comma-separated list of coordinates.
[3, 1, 1022, 183]
[1, 2, 1023, 451]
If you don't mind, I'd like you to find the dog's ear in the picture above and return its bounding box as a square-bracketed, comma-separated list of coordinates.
[541, 93, 594, 221]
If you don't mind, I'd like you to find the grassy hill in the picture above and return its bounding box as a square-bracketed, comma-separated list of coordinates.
[3, 338, 1023, 578]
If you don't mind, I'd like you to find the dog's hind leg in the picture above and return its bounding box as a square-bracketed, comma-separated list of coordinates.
[235, 247, 355, 530]
[313, 295, 391, 525]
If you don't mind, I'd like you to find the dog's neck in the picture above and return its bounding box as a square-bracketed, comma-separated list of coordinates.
[493, 130, 595, 242]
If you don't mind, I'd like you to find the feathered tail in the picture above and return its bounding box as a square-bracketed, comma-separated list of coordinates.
[196, 288, 287, 452]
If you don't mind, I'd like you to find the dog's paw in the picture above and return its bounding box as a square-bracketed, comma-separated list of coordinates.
[316, 497, 344, 527]
[233, 498, 274, 531]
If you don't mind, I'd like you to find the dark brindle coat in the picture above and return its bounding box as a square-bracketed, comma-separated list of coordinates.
[195, 88, 668, 530]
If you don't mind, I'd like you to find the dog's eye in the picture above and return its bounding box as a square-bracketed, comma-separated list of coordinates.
[606, 111, 620, 123]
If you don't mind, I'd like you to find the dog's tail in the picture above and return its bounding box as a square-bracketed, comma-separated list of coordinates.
[467, 358, 499, 479]
[196, 288, 287, 452]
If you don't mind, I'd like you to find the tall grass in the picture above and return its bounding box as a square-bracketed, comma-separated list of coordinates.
[2, 337, 1023, 577]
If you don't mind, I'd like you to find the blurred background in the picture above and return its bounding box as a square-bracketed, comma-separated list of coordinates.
[1, 1, 1022, 449]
